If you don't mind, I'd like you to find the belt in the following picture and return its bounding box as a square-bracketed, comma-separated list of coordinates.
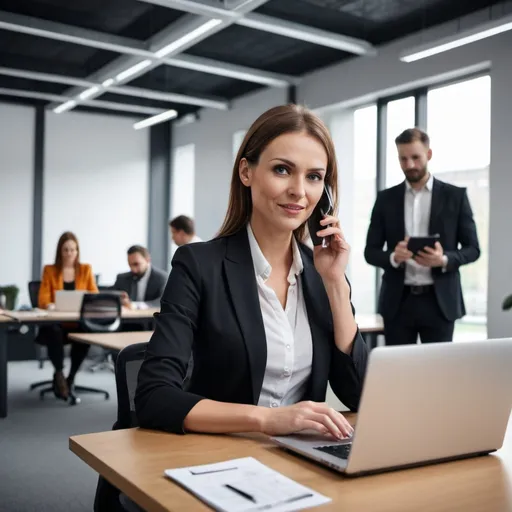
[404, 285, 434, 295]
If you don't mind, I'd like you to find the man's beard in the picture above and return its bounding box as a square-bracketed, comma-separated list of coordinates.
[404, 166, 427, 184]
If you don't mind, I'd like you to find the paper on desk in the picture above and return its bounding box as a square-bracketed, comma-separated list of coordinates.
[164, 456, 330, 512]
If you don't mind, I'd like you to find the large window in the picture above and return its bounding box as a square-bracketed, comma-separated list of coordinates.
[169, 144, 195, 265]
[427, 76, 490, 341]
[385, 96, 416, 188]
[350, 105, 378, 315]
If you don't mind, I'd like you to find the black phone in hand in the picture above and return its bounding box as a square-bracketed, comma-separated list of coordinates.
[308, 185, 334, 246]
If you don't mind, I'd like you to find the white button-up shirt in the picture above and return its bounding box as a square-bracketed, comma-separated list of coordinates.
[391, 174, 437, 285]
[247, 224, 313, 408]
[137, 265, 151, 301]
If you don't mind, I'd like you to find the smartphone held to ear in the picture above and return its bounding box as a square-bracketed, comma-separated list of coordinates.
[308, 185, 334, 247]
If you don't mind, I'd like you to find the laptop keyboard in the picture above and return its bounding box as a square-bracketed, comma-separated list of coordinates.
[314, 443, 352, 460]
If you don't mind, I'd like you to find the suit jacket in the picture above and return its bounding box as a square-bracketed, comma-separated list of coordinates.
[364, 178, 480, 321]
[135, 228, 368, 434]
[112, 267, 167, 308]
[38, 263, 98, 309]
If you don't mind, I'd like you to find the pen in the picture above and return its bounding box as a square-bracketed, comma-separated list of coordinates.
[255, 493, 314, 511]
[224, 483, 257, 503]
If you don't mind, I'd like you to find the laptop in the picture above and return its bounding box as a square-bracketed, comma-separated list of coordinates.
[54, 290, 86, 312]
[271, 338, 512, 476]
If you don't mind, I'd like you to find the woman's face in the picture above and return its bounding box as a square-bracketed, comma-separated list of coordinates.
[240, 131, 328, 235]
[61, 240, 78, 264]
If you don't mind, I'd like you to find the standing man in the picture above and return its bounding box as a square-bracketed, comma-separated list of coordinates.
[113, 245, 167, 309]
[169, 215, 202, 247]
[364, 128, 480, 345]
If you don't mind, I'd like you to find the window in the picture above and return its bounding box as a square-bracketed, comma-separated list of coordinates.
[385, 96, 416, 188]
[427, 76, 490, 341]
[233, 130, 246, 161]
[350, 106, 378, 315]
[169, 144, 195, 264]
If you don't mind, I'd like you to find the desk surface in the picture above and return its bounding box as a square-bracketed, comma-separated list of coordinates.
[64, 314, 382, 345]
[0, 308, 158, 323]
[70, 414, 512, 512]
[68, 330, 153, 351]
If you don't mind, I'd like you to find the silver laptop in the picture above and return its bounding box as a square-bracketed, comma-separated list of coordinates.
[272, 339, 512, 476]
[54, 290, 86, 312]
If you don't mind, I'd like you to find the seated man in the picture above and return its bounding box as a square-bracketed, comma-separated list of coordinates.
[113, 245, 167, 309]
[169, 215, 202, 246]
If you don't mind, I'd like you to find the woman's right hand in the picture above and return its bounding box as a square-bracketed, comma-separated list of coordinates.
[260, 401, 353, 440]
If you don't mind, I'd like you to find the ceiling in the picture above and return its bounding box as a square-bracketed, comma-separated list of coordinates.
[0, 0, 505, 121]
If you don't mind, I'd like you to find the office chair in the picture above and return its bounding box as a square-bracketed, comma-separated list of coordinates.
[28, 280, 47, 370]
[93, 343, 193, 512]
[36, 293, 119, 404]
[27, 280, 54, 395]
[94, 342, 148, 512]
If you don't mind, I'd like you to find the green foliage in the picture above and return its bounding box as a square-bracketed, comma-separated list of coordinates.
[0, 285, 19, 310]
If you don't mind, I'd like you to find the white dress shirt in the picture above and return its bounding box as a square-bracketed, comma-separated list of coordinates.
[247, 224, 313, 408]
[390, 175, 448, 285]
[136, 265, 151, 302]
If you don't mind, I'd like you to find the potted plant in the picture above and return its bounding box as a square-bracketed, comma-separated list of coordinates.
[0, 285, 19, 310]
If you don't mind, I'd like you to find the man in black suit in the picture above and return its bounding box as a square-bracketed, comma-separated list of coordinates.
[364, 128, 480, 345]
[113, 245, 167, 309]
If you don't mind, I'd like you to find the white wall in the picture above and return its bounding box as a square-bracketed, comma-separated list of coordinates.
[0, 103, 34, 307]
[173, 87, 288, 239]
[298, 8, 512, 340]
[43, 111, 149, 285]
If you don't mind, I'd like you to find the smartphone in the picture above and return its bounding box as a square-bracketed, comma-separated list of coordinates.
[407, 234, 440, 255]
[308, 185, 334, 247]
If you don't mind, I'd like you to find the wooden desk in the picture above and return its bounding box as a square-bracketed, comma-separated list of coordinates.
[68, 315, 383, 352]
[0, 307, 159, 323]
[68, 331, 153, 351]
[0, 308, 158, 419]
[70, 414, 512, 512]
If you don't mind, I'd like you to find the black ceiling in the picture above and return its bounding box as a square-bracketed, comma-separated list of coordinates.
[0, 0, 504, 119]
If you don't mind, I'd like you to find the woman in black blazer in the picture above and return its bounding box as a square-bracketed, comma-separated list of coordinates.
[135, 105, 368, 439]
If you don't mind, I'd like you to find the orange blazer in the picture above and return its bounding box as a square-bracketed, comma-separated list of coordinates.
[38, 263, 98, 309]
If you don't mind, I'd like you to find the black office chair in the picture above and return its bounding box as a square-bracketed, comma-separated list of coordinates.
[94, 342, 148, 512]
[28, 280, 46, 370]
[94, 342, 193, 512]
[35, 293, 119, 403]
[62, 293, 123, 404]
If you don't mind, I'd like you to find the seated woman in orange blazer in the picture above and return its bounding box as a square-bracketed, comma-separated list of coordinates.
[37, 231, 98, 400]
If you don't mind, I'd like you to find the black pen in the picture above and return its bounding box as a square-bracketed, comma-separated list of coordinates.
[224, 483, 257, 503]
[255, 493, 314, 511]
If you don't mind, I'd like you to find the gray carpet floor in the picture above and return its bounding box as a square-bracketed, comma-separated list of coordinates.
[0, 360, 118, 512]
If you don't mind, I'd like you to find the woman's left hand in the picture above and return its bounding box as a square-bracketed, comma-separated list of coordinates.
[313, 215, 350, 284]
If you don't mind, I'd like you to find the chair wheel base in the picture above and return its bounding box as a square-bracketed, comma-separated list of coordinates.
[69, 394, 81, 406]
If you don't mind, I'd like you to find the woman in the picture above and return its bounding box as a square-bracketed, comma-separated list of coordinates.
[135, 105, 368, 439]
[37, 231, 98, 400]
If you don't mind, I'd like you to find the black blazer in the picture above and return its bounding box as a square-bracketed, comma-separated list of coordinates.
[112, 266, 167, 308]
[364, 178, 480, 321]
[135, 228, 368, 434]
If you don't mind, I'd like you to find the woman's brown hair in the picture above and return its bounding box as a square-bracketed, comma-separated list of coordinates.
[54, 231, 80, 271]
[217, 104, 339, 242]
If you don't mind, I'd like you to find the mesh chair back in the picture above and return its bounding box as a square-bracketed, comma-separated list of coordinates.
[115, 342, 148, 428]
[80, 293, 122, 333]
[28, 281, 41, 308]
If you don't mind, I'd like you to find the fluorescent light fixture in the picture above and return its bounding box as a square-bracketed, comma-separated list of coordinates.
[133, 109, 178, 130]
[53, 100, 77, 114]
[79, 86, 100, 100]
[154, 19, 223, 58]
[401, 14, 512, 62]
[102, 78, 115, 87]
[115, 60, 152, 82]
